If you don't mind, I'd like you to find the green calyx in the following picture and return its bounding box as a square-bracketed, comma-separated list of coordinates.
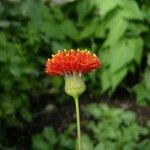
[64, 74, 86, 98]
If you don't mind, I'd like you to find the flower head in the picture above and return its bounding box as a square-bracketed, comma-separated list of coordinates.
[45, 49, 102, 76]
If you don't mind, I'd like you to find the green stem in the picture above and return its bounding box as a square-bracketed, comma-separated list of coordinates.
[74, 97, 81, 150]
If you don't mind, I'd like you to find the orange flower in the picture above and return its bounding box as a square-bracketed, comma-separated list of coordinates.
[46, 49, 102, 76]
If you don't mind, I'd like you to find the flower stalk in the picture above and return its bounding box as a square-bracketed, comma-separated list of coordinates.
[74, 96, 81, 150]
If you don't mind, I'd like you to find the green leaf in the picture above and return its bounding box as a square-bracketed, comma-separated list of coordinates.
[80, 20, 98, 40]
[110, 39, 134, 73]
[0, 32, 7, 47]
[147, 53, 150, 66]
[85, 104, 101, 118]
[131, 38, 143, 65]
[51, 41, 72, 50]
[41, 21, 65, 40]
[128, 23, 148, 36]
[119, 0, 143, 20]
[59, 134, 75, 148]
[0, 20, 10, 28]
[144, 69, 150, 90]
[21, 0, 49, 19]
[52, 6, 64, 21]
[77, 0, 94, 20]
[101, 68, 111, 92]
[32, 134, 51, 150]
[82, 134, 94, 150]
[1, 100, 15, 115]
[51, 77, 62, 89]
[137, 140, 150, 150]
[0, 50, 8, 62]
[43, 127, 57, 145]
[61, 20, 78, 41]
[94, 22, 107, 38]
[95, 141, 117, 150]
[105, 15, 128, 45]
[95, 0, 120, 18]
[133, 83, 150, 106]
[0, 3, 4, 14]
[99, 49, 110, 66]
[111, 67, 127, 91]
[142, 5, 150, 22]
[9, 64, 21, 77]
[20, 107, 32, 122]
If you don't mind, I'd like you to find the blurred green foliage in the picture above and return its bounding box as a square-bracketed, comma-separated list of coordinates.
[32, 104, 150, 150]
[0, 0, 150, 149]
[84, 103, 150, 150]
[32, 126, 75, 150]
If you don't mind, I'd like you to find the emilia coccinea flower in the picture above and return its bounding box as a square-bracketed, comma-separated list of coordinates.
[46, 49, 102, 98]
[45, 49, 102, 150]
